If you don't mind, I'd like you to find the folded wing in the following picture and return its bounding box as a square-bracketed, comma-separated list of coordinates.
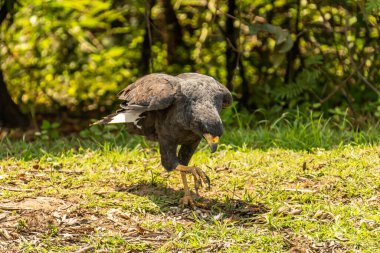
[92, 73, 181, 127]
[118, 73, 181, 111]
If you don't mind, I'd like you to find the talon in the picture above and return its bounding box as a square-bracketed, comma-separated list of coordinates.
[175, 165, 211, 207]
[192, 167, 211, 191]
[180, 195, 195, 209]
[179, 194, 207, 209]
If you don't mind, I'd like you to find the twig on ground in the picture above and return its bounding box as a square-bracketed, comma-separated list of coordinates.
[0, 186, 35, 192]
[283, 188, 318, 193]
[59, 170, 84, 175]
[0, 212, 9, 221]
[74, 245, 95, 253]
[0, 229, 11, 240]
[0, 205, 33, 210]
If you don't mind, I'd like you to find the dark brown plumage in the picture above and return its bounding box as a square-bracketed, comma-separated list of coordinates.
[94, 73, 232, 207]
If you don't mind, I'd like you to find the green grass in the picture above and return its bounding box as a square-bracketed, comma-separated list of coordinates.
[1, 119, 380, 252]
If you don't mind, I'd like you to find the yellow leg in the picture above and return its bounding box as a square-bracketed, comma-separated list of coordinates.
[175, 164, 210, 208]
[179, 171, 195, 208]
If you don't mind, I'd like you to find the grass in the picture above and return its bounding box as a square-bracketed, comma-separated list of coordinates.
[1, 116, 380, 252]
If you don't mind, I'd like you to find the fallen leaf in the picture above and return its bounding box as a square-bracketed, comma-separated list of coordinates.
[74, 245, 95, 253]
[224, 216, 240, 223]
[359, 219, 377, 230]
[0, 228, 11, 240]
[335, 233, 348, 242]
[213, 213, 223, 220]
[302, 161, 307, 171]
[313, 210, 335, 221]
[135, 224, 146, 234]
[276, 206, 302, 216]
[216, 167, 230, 172]
[0, 212, 8, 221]
[116, 211, 131, 220]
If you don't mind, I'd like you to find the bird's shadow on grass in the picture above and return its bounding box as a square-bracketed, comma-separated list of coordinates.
[117, 183, 269, 222]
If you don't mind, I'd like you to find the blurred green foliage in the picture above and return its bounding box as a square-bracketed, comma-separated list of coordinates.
[1, 0, 142, 111]
[35, 120, 60, 140]
[0, 0, 379, 126]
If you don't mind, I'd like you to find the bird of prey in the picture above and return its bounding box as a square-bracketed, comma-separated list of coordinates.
[93, 73, 232, 207]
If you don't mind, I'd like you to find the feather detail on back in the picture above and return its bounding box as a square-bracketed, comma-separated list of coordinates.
[91, 109, 145, 129]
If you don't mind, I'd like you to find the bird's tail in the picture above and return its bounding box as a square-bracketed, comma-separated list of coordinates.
[91, 109, 143, 126]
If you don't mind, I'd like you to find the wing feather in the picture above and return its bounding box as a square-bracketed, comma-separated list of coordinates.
[117, 73, 180, 111]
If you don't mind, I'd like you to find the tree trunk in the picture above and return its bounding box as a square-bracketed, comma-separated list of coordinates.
[159, 0, 191, 67]
[0, 70, 29, 128]
[140, 0, 156, 75]
[0, 0, 29, 128]
[239, 59, 250, 106]
[285, 0, 302, 83]
[225, 0, 249, 106]
[225, 0, 238, 91]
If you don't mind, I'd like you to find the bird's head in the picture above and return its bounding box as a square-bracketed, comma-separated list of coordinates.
[177, 73, 233, 153]
[187, 86, 232, 154]
[188, 95, 225, 153]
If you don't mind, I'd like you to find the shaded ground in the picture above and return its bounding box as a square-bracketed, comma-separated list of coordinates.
[0, 138, 380, 252]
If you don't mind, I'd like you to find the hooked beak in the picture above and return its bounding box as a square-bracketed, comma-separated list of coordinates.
[203, 134, 219, 153]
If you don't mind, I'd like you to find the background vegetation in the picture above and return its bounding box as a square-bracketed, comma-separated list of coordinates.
[1, 0, 380, 130]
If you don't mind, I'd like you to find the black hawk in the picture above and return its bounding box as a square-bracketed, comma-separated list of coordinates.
[93, 73, 232, 207]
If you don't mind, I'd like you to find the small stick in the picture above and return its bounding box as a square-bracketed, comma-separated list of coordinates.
[283, 188, 318, 193]
[74, 245, 95, 253]
[0, 186, 35, 192]
[0, 205, 33, 210]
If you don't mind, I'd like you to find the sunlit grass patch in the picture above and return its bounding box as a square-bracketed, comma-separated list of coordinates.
[1, 126, 380, 252]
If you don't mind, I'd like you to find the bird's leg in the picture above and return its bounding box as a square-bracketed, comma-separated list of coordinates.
[176, 164, 210, 208]
[179, 171, 194, 208]
[160, 140, 208, 208]
[176, 165, 210, 190]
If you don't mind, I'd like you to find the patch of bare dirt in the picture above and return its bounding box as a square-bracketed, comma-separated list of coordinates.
[0, 196, 174, 252]
[0, 196, 70, 211]
[284, 176, 340, 194]
[282, 229, 347, 253]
